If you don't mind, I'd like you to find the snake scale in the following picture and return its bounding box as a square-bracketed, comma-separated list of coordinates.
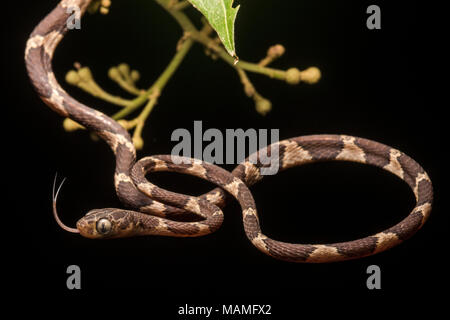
[25, 0, 433, 262]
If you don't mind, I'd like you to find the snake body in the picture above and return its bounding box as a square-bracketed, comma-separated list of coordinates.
[25, 0, 433, 262]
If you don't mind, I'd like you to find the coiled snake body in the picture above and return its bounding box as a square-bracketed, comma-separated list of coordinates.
[25, 0, 433, 262]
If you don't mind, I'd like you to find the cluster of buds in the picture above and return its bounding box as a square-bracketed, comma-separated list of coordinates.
[236, 44, 321, 116]
[108, 63, 142, 95]
[88, 0, 112, 15]
[285, 67, 321, 85]
[61, 5, 322, 149]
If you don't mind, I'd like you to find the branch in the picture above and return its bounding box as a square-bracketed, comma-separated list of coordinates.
[156, 1, 320, 84]
[64, 0, 321, 147]
[112, 37, 193, 121]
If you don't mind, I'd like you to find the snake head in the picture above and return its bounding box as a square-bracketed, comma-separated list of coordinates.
[76, 208, 141, 239]
[52, 176, 144, 238]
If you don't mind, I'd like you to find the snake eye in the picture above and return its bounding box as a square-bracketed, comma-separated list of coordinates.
[96, 218, 112, 235]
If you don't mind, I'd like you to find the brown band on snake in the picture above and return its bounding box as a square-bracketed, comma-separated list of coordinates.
[26, 0, 433, 262]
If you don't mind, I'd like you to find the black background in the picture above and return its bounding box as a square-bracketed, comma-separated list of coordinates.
[5, 0, 446, 312]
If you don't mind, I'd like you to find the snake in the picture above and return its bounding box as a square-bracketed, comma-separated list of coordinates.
[25, 0, 433, 263]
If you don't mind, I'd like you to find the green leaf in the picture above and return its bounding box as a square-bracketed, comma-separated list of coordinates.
[187, 0, 240, 58]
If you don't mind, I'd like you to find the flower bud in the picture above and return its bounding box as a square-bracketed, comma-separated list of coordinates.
[130, 70, 140, 82]
[300, 67, 321, 84]
[65, 70, 81, 86]
[100, 7, 109, 15]
[267, 44, 285, 58]
[78, 67, 93, 82]
[133, 135, 144, 150]
[63, 118, 83, 131]
[108, 67, 121, 80]
[255, 97, 272, 116]
[118, 63, 130, 77]
[285, 68, 302, 85]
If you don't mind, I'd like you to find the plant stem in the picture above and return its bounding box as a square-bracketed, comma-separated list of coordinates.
[172, 0, 191, 11]
[156, 0, 289, 81]
[133, 95, 159, 144]
[112, 75, 141, 96]
[79, 80, 134, 107]
[219, 49, 287, 80]
[112, 37, 194, 120]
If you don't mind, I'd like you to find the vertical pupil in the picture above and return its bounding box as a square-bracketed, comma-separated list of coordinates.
[97, 219, 110, 234]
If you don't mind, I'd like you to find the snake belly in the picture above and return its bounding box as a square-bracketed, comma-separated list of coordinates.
[25, 0, 433, 262]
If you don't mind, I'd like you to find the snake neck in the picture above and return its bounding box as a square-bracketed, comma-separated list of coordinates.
[25, 0, 133, 152]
